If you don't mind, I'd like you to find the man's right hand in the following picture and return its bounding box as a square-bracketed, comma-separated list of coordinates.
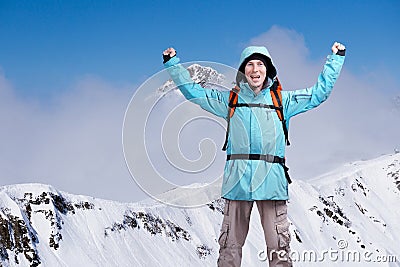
[163, 47, 176, 63]
[331, 42, 346, 56]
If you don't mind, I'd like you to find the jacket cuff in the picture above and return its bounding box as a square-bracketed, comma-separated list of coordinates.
[164, 56, 180, 67]
[336, 49, 346, 56]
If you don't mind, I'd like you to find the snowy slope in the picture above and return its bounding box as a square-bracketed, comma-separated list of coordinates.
[287, 153, 400, 266]
[1, 153, 400, 267]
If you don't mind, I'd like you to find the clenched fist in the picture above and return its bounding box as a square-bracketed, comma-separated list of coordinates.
[163, 47, 177, 63]
[332, 42, 346, 55]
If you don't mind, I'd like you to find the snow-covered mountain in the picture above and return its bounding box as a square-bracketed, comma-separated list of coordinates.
[1, 153, 400, 267]
[157, 63, 227, 95]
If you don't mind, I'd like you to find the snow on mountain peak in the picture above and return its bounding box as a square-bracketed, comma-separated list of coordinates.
[1, 153, 400, 266]
[157, 63, 226, 96]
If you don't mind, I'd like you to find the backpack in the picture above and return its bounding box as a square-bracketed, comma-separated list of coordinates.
[222, 78, 292, 183]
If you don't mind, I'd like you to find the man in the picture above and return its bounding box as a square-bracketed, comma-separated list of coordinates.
[163, 42, 345, 266]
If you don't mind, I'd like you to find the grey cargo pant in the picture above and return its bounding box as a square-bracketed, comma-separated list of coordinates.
[217, 199, 292, 267]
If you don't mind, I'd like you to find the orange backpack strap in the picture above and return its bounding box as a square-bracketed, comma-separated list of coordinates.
[228, 85, 240, 117]
[270, 78, 291, 146]
[222, 86, 240, 151]
[271, 79, 283, 120]
[222, 80, 291, 150]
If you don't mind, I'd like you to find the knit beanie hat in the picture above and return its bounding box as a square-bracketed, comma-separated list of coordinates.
[238, 53, 268, 74]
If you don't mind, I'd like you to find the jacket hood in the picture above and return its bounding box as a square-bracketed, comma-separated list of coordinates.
[236, 46, 277, 83]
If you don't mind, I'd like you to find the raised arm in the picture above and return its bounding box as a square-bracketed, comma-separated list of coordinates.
[284, 42, 346, 119]
[163, 47, 229, 119]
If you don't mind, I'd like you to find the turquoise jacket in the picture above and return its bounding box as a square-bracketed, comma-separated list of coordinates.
[164, 47, 345, 200]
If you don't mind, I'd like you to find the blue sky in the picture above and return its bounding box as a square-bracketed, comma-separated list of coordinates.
[0, 0, 399, 202]
[1, 0, 399, 99]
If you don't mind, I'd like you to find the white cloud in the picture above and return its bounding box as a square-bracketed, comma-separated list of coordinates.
[0, 73, 145, 202]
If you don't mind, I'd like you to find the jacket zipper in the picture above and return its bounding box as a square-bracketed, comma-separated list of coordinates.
[294, 94, 312, 103]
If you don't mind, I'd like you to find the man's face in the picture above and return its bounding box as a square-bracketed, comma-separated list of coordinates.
[244, 59, 267, 91]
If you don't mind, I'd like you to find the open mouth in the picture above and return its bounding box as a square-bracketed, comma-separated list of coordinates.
[250, 75, 261, 82]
